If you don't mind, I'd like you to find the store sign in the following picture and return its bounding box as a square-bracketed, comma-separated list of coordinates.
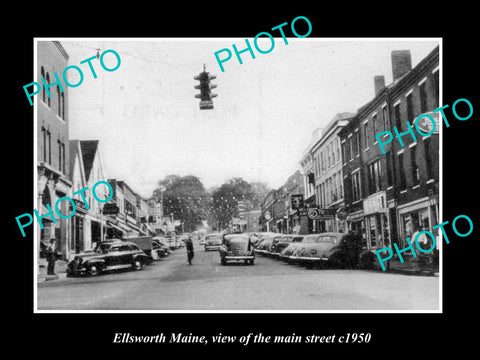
[307, 207, 335, 220]
[363, 191, 386, 215]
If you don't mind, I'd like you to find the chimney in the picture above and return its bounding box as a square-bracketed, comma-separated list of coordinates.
[391, 50, 412, 81]
[374, 75, 385, 96]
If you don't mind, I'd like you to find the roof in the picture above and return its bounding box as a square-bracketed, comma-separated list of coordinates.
[79, 140, 99, 182]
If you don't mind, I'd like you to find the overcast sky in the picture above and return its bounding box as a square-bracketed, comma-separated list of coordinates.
[58, 38, 439, 198]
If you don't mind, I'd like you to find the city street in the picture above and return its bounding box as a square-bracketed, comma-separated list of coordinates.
[37, 242, 439, 311]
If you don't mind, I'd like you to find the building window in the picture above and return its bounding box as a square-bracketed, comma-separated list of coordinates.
[406, 92, 414, 122]
[41, 66, 46, 103]
[433, 70, 439, 106]
[341, 141, 347, 164]
[41, 127, 47, 162]
[46, 130, 51, 165]
[424, 137, 434, 180]
[382, 105, 388, 131]
[372, 114, 377, 141]
[363, 121, 369, 149]
[336, 138, 340, 163]
[354, 131, 360, 156]
[349, 136, 354, 161]
[386, 151, 393, 187]
[58, 140, 62, 172]
[331, 142, 336, 165]
[394, 103, 402, 131]
[46, 73, 51, 108]
[410, 145, 420, 185]
[320, 152, 324, 173]
[327, 144, 331, 169]
[398, 152, 407, 190]
[419, 81, 428, 113]
[352, 171, 361, 202]
[345, 137, 351, 162]
[61, 93, 65, 119]
[57, 86, 61, 116]
[338, 171, 343, 199]
[367, 160, 381, 194]
[62, 142, 66, 174]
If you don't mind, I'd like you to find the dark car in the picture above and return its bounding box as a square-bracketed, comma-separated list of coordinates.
[253, 234, 277, 255]
[219, 234, 255, 265]
[152, 239, 171, 259]
[271, 235, 305, 258]
[204, 233, 223, 251]
[66, 241, 152, 277]
[288, 232, 361, 268]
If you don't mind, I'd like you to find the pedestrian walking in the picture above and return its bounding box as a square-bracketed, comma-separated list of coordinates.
[46, 238, 58, 275]
[185, 236, 194, 265]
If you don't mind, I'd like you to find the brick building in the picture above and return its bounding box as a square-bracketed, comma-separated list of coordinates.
[339, 46, 440, 251]
[36, 41, 71, 259]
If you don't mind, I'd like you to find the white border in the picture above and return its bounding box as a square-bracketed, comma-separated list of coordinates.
[33, 37, 443, 314]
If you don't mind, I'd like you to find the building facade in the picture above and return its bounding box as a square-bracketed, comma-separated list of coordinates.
[37, 41, 71, 260]
[340, 46, 440, 251]
[310, 113, 353, 234]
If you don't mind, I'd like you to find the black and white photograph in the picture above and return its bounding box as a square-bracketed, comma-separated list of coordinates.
[32, 38, 442, 312]
[8, 6, 478, 356]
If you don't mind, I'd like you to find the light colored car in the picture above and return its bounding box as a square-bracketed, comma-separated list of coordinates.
[288, 232, 349, 267]
[204, 233, 222, 251]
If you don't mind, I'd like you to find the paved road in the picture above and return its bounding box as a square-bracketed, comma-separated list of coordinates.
[37, 243, 439, 311]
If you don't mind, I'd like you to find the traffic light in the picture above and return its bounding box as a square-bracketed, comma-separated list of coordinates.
[194, 65, 217, 110]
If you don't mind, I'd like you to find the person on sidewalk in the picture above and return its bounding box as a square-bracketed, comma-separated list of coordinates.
[46, 238, 58, 275]
[185, 236, 194, 265]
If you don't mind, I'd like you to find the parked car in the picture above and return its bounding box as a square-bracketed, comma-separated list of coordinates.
[272, 235, 305, 258]
[204, 233, 223, 251]
[219, 233, 255, 265]
[253, 234, 277, 255]
[152, 239, 171, 259]
[66, 240, 152, 277]
[287, 232, 360, 268]
[265, 235, 286, 256]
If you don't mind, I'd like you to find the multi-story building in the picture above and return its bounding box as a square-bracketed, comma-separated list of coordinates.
[37, 41, 71, 260]
[339, 46, 439, 251]
[311, 113, 354, 233]
[69, 140, 110, 257]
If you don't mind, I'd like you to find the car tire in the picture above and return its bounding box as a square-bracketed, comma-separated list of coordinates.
[88, 264, 100, 276]
[250, 259, 255, 266]
[132, 259, 143, 271]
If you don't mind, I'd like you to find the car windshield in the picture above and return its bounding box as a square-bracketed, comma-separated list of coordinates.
[319, 236, 338, 243]
[303, 235, 320, 243]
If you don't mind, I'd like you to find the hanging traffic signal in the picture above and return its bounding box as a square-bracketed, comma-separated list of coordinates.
[194, 65, 217, 110]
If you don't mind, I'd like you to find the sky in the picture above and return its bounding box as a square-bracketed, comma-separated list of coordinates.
[58, 38, 440, 198]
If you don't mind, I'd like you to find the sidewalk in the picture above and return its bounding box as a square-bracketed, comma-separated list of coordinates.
[383, 254, 439, 277]
[37, 258, 68, 282]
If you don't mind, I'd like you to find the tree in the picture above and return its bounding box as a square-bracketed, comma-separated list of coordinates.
[152, 175, 210, 233]
[210, 177, 271, 230]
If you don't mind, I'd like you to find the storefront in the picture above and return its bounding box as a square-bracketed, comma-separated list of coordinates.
[397, 197, 439, 249]
[362, 191, 391, 251]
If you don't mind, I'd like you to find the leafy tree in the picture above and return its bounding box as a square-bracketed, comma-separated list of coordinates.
[152, 175, 210, 233]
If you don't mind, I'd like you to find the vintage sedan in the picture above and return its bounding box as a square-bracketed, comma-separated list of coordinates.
[288, 232, 351, 268]
[219, 234, 255, 265]
[253, 234, 277, 255]
[272, 235, 305, 258]
[204, 233, 223, 251]
[66, 240, 152, 277]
